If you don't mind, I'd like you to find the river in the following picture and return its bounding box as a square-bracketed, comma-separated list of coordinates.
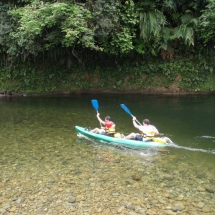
[0, 94, 215, 214]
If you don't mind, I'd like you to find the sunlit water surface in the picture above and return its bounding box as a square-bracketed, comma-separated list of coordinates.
[0, 95, 215, 214]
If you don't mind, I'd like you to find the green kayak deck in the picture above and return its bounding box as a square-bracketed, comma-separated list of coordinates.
[75, 126, 168, 148]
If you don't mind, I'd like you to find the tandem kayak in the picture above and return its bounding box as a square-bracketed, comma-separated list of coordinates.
[75, 126, 170, 148]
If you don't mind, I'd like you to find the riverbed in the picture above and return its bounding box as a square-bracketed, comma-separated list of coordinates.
[0, 95, 215, 215]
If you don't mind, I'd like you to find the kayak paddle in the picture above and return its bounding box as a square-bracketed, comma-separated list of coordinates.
[91, 99, 102, 127]
[91, 99, 99, 113]
[120, 104, 142, 125]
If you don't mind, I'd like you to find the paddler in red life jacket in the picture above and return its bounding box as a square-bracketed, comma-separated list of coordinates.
[124, 117, 159, 141]
[90, 113, 115, 137]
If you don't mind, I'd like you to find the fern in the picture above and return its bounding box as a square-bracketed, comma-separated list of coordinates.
[139, 10, 166, 41]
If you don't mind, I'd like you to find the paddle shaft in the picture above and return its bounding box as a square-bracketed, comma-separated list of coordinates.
[120, 104, 142, 126]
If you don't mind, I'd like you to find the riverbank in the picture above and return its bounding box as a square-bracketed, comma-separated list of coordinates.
[1, 88, 215, 97]
[1, 58, 215, 96]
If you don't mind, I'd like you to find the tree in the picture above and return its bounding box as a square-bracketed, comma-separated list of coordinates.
[197, 1, 215, 46]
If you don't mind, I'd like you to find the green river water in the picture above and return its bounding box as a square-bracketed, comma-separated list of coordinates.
[0, 94, 215, 215]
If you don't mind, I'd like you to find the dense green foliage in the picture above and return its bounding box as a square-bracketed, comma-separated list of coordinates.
[1, 59, 215, 94]
[0, 0, 215, 94]
[1, 0, 214, 60]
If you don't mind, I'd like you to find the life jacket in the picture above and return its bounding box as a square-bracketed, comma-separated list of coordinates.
[144, 131, 155, 138]
[105, 121, 115, 134]
[140, 133, 154, 141]
[139, 132, 154, 141]
[139, 125, 156, 139]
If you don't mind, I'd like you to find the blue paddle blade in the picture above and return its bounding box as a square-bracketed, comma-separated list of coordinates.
[91, 99, 99, 112]
[120, 104, 132, 116]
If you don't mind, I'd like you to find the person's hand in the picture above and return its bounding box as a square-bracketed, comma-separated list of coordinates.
[97, 112, 100, 117]
[132, 116, 136, 121]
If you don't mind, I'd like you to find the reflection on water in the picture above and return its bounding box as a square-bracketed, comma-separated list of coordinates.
[0, 95, 215, 214]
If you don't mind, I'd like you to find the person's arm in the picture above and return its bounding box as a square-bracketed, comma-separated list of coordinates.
[132, 116, 140, 129]
[97, 113, 105, 125]
[153, 126, 159, 135]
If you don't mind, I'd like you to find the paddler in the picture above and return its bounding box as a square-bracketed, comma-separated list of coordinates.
[124, 117, 159, 141]
[90, 113, 115, 137]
